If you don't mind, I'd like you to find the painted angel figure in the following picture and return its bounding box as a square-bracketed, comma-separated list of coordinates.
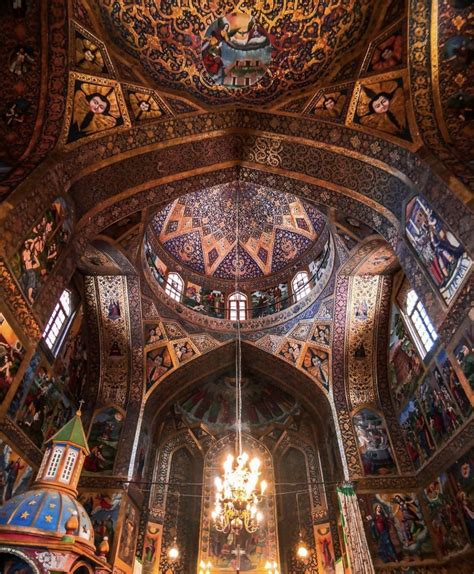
[69, 82, 121, 142]
[357, 80, 408, 139]
[311, 92, 346, 119]
[75, 37, 106, 73]
[129, 92, 164, 122]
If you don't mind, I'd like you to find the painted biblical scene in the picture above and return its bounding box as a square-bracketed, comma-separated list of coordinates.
[0, 439, 33, 504]
[353, 77, 411, 141]
[251, 284, 290, 318]
[436, 350, 472, 417]
[309, 239, 331, 282]
[415, 368, 463, 446]
[405, 196, 472, 304]
[175, 374, 299, 432]
[11, 197, 71, 304]
[66, 77, 127, 144]
[201, 289, 225, 318]
[10, 354, 76, 448]
[447, 448, 474, 541]
[80, 491, 122, 555]
[202, 11, 273, 88]
[399, 399, 435, 470]
[209, 525, 271, 570]
[388, 306, 424, 410]
[118, 498, 139, 566]
[306, 88, 349, 122]
[301, 346, 330, 390]
[314, 523, 336, 574]
[172, 340, 197, 365]
[141, 522, 163, 569]
[146, 345, 174, 390]
[453, 329, 474, 390]
[55, 311, 88, 401]
[367, 29, 404, 73]
[83, 407, 124, 475]
[145, 240, 167, 286]
[183, 281, 205, 312]
[0, 313, 25, 403]
[352, 409, 397, 476]
[362, 492, 434, 564]
[144, 322, 166, 346]
[423, 473, 468, 555]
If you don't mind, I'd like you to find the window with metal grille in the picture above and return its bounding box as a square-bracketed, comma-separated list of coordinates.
[405, 289, 438, 357]
[229, 292, 247, 321]
[292, 271, 311, 302]
[43, 290, 73, 355]
[165, 273, 184, 302]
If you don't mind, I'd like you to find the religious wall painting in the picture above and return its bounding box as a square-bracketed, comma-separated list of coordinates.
[305, 86, 351, 123]
[201, 288, 225, 319]
[145, 240, 167, 286]
[163, 321, 187, 341]
[388, 306, 424, 410]
[63, 73, 130, 145]
[171, 339, 198, 365]
[363, 26, 404, 75]
[0, 313, 26, 404]
[453, 328, 474, 390]
[309, 239, 331, 283]
[311, 323, 331, 347]
[72, 23, 113, 75]
[405, 196, 472, 305]
[11, 197, 72, 305]
[145, 345, 174, 390]
[278, 340, 303, 367]
[314, 523, 336, 574]
[144, 321, 166, 347]
[118, 498, 139, 567]
[447, 448, 474, 541]
[9, 45, 35, 77]
[349, 75, 412, 143]
[399, 399, 435, 470]
[79, 491, 122, 556]
[423, 473, 468, 556]
[436, 350, 472, 417]
[141, 522, 163, 570]
[183, 281, 205, 313]
[251, 284, 289, 318]
[352, 409, 397, 476]
[363, 492, 434, 564]
[127, 87, 170, 123]
[134, 425, 149, 483]
[301, 346, 330, 390]
[0, 439, 33, 505]
[83, 407, 124, 475]
[202, 11, 273, 88]
[54, 310, 87, 401]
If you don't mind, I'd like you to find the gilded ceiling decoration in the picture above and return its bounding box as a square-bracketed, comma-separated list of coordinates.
[94, 0, 374, 105]
[149, 182, 325, 280]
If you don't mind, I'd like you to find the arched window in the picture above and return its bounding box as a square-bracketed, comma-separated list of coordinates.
[405, 289, 438, 357]
[60, 448, 78, 483]
[229, 292, 247, 321]
[46, 446, 64, 478]
[292, 271, 311, 302]
[165, 272, 184, 302]
[43, 289, 74, 355]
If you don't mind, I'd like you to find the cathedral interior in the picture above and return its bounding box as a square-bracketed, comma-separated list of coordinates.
[0, 0, 473, 573]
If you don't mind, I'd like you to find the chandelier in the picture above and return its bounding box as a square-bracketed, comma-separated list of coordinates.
[212, 184, 267, 535]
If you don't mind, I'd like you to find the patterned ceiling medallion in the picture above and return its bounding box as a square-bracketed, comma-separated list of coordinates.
[202, 11, 273, 88]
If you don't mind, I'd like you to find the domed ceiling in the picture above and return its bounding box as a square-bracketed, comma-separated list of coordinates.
[93, 0, 375, 105]
[149, 182, 325, 280]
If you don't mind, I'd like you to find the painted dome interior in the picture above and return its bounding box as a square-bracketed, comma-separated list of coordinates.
[148, 182, 326, 281]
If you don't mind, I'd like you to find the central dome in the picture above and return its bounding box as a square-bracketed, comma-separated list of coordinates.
[149, 182, 325, 280]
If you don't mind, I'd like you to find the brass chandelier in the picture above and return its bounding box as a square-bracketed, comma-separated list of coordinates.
[211, 184, 267, 535]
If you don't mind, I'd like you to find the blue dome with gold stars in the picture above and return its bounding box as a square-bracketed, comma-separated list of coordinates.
[0, 488, 94, 547]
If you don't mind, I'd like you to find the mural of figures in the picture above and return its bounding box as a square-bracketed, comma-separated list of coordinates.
[388, 306, 424, 409]
[353, 78, 411, 141]
[55, 312, 87, 401]
[79, 491, 122, 554]
[202, 11, 273, 88]
[301, 346, 330, 389]
[11, 197, 71, 304]
[405, 196, 472, 304]
[399, 399, 435, 469]
[448, 448, 474, 541]
[314, 523, 336, 574]
[118, 499, 139, 566]
[0, 313, 25, 403]
[307, 89, 348, 122]
[83, 407, 124, 475]
[74, 32, 107, 73]
[129, 91, 166, 122]
[183, 281, 205, 312]
[146, 345, 174, 390]
[141, 522, 163, 570]
[66, 78, 126, 143]
[201, 289, 225, 318]
[309, 239, 331, 282]
[172, 340, 197, 364]
[416, 368, 463, 446]
[363, 493, 434, 564]
[11, 354, 76, 448]
[353, 409, 397, 476]
[279, 340, 303, 366]
[251, 284, 289, 318]
[437, 350, 472, 416]
[144, 322, 165, 346]
[423, 473, 468, 555]
[367, 31, 403, 73]
[145, 240, 167, 285]
[311, 323, 331, 347]
[454, 331, 474, 390]
[210, 526, 271, 570]
[0, 439, 33, 504]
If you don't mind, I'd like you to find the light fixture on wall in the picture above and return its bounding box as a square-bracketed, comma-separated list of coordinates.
[212, 185, 267, 536]
[168, 492, 180, 560]
[199, 560, 212, 574]
[296, 492, 309, 559]
[265, 560, 279, 574]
